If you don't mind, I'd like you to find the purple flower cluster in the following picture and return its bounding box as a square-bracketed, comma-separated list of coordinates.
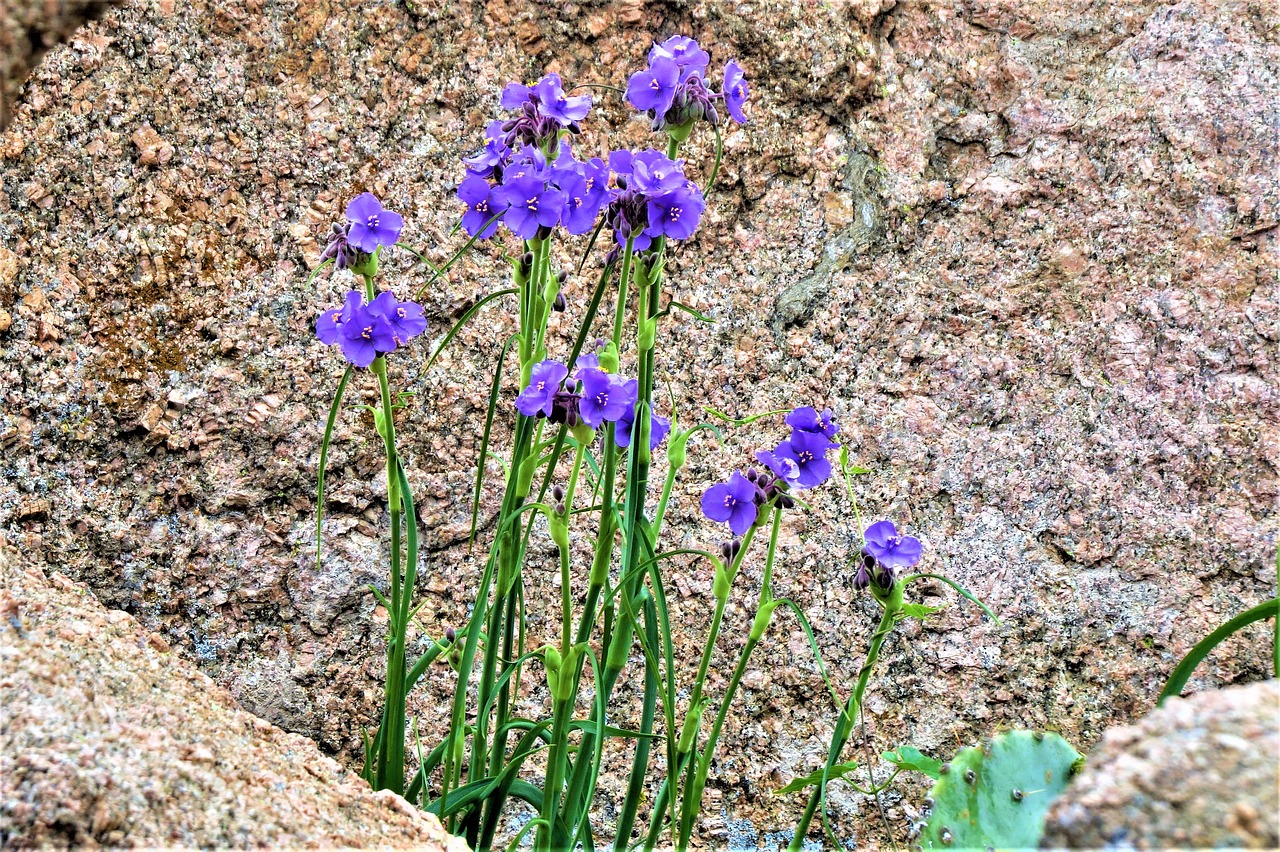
[320, 194, 404, 269]
[605, 149, 705, 250]
[626, 36, 750, 131]
[458, 46, 722, 247]
[700, 406, 840, 535]
[853, 521, 924, 590]
[514, 358, 669, 448]
[315, 290, 426, 368]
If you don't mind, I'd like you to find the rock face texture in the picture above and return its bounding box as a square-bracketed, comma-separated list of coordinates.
[1043, 680, 1280, 849]
[0, 0, 1276, 846]
[0, 1, 120, 130]
[0, 543, 461, 849]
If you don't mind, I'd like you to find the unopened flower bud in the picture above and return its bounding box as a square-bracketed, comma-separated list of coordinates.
[556, 270, 568, 285]
[552, 291, 567, 312]
[555, 501, 566, 516]
[445, 626, 457, 643]
[552, 485, 565, 503]
[720, 541, 733, 561]
[853, 554, 873, 591]
[778, 493, 796, 510]
[745, 468, 759, 483]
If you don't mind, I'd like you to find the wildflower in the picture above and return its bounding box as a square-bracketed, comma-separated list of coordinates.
[755, 449, 802, 489]
[626, 57, 680, 116]
[368, 291, 427, 345]
[862, 520, 923, 569]
[345, 193, 404, 254]
[629, 151, 686, 194]
[532, 73, 592, 125]
[701, 471, 760, 536]
[457, 176, 508, 238]
[495, 176, 566, 239]
[560, 174, 606, 235]
[516, 360, 570, 418]
[578, 368, 638, 429]
[315, 290, 363, 346]
[771, 430, 839, 489]
[649, 35, 711, 81]
[338, 299, 398, 368]
[646, 183, 705, 241]
[722, 60, 749, 124]
[615, 406, 671, 451]
[785, 406, 839, 439]
[462, 122, 511, 179]
[500, 82, 533, 110]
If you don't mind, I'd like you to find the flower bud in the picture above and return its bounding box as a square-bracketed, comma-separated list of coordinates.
[556, 270, 568, 285]
[554, 501, 566, 517]
[445, 626, 457, 643]
[520, 251, 535, 271]
[552, 291, 567, 312]
[720, 541, 734, 561]
[552, 485, 565, 503]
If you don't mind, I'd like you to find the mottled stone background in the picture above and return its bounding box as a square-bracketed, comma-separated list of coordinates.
[1, 0, 1276, 845]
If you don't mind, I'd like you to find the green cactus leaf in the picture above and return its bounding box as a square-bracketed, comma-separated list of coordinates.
[920, 730, 1083, 850]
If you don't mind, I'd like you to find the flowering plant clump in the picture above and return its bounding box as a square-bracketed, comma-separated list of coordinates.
[305, 35, 997, 852]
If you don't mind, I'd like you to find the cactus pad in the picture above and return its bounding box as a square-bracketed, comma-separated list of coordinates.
[920, 730, 1083, 850]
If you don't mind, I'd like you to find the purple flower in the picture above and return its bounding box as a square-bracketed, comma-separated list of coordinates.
[345, 193, 404, 254]
[337, 300, 398, 368]
[755, 449, 802, 489]
[722, 60, 749, 124]
[580, 157, 611, 206]
[626, 57, 680, 115]
[560, 174, 606, 235]
[463, 125, 511, 179]
[315, 290, 364, 346]
[863, 521, 924, 569]
[646, 183, 705, 241]
[578, 368, 638, 429]
[615, 406, 671, 451]
[368, 291, 427, 346]
[495, 177, 566, 239]
[573, 352, 601, 375]
[649, 36, 711, 81]
[457, 176, 508, 239]
[630, 151, 686, 194]
[786, 406, 839, 439]
[516, 360, 569, 418]
[532, 73, 592, 125]
[701, 471, 760, 536]
[772, 430, 839, 489]
[500, 82, 533, 110]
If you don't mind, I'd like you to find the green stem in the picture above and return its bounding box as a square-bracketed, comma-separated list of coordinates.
[789, 592, 901, 851]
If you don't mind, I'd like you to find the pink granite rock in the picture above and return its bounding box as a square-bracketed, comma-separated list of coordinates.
[0, 0, 1275, 845]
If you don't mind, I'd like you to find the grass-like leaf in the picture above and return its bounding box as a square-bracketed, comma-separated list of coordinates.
[881, 745, 942, 780]
[1158, 597, 1279, 705]
[775, 760, 860, 795]
[315, 366, 352, 570]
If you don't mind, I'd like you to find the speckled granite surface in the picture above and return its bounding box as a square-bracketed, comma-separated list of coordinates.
[1044, 679, 1280, 849]
[0, 0, 1276, 845]
[0, 543, 463, 848]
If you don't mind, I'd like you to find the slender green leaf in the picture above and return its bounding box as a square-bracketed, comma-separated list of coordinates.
[776, 760, 860, 795]
[315, 366, 352, 570]
[423, 288, 518, 374]
[899, 602, 945, 621]
[1159, 597, 1280, 705]
[881, 745, 942, 780]
[471, 334, 519, 546]
[901, 572, 1001, 624]
[700, 405, 790, 426]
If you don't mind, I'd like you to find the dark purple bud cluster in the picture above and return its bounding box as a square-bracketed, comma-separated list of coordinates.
[719, 538, 743, 563]
[701, 406, 840, 535]
[625, 36, 750, 132]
